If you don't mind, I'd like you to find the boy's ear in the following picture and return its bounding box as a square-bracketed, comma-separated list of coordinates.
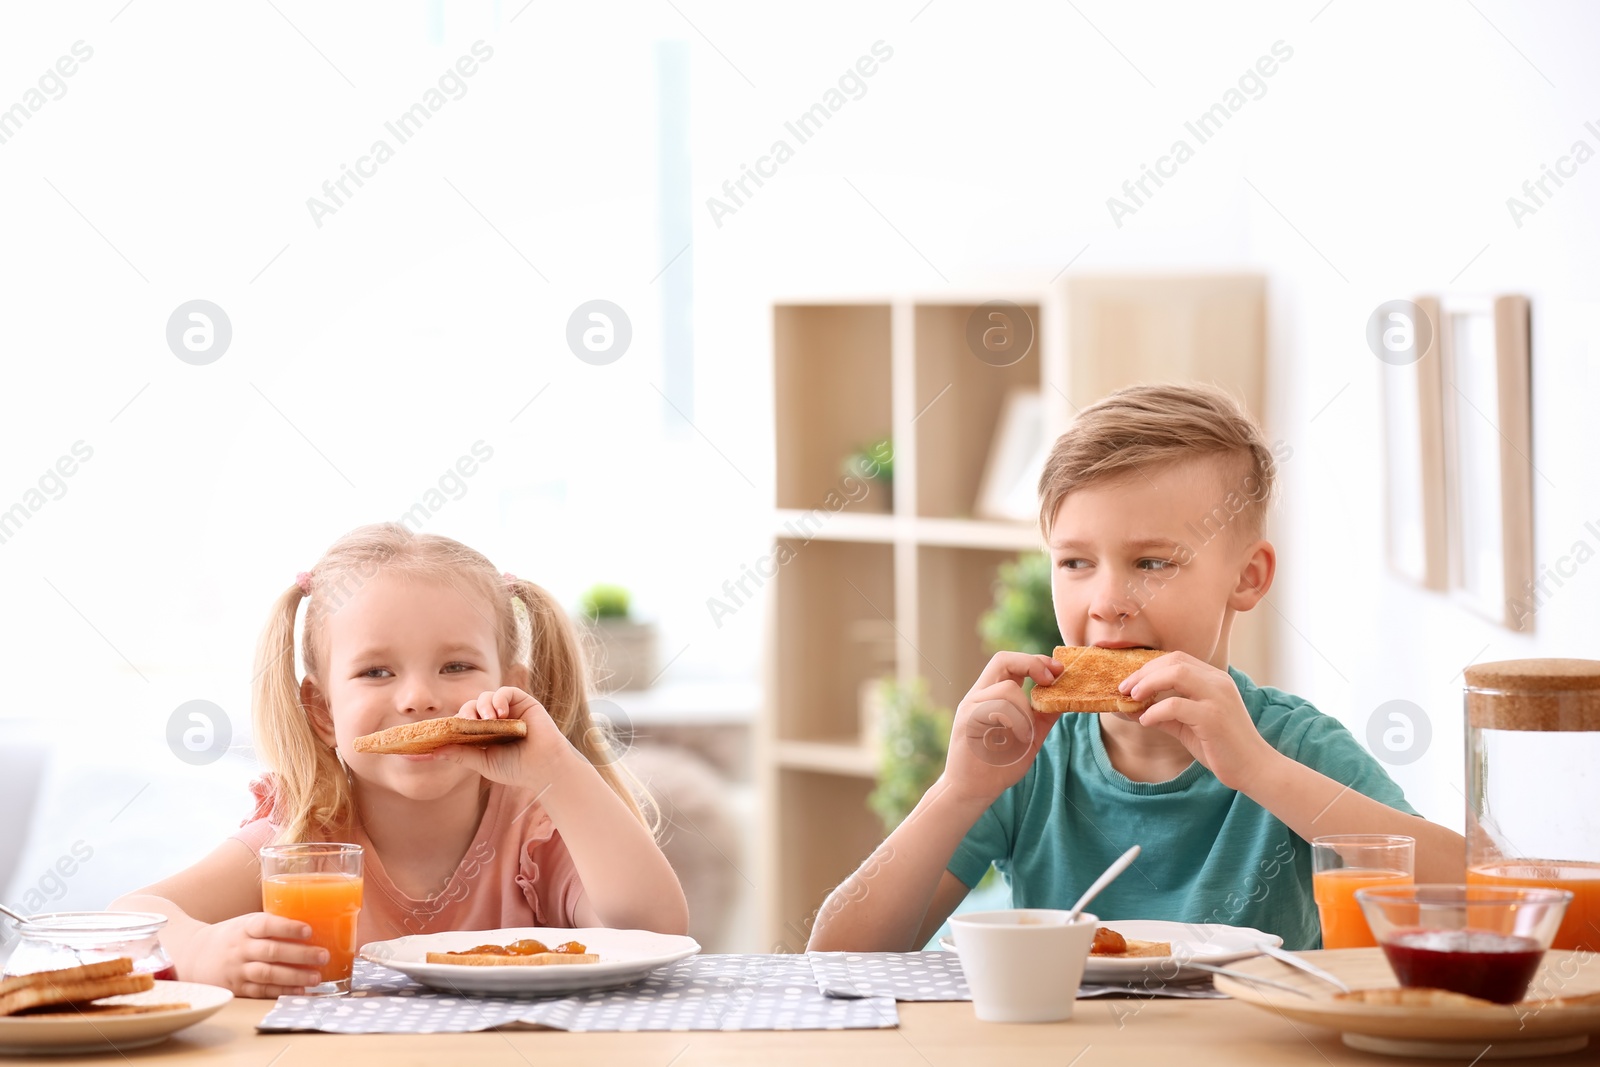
[300, 676, 337, 747]
[1228, 538, 1277, 611]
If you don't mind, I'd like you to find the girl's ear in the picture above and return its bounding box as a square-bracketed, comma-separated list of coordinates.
[506, 663, 532, 692]
[300, 676, 338, 747]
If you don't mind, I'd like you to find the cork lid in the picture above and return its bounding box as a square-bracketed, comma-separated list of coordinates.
[1464, 658, 1600, 691]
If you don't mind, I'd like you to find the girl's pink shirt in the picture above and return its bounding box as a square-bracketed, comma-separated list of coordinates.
[232, 775, 584, 945]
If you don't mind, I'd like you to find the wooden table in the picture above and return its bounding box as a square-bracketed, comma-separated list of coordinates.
[17, 990, 1584, 1067]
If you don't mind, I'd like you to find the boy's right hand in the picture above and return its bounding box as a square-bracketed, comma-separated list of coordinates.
[184, 913, 328, 999]
[944, 652, 1064, 805]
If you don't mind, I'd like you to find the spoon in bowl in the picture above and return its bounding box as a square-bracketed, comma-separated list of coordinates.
[1065, 845, 1142, 923]
[0, 901, 30, 925]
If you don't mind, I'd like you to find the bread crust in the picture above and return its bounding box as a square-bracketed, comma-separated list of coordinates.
[1030, 646, 1169, 713]
[423, 952, 599, 967]
[353, 717, 528, 755]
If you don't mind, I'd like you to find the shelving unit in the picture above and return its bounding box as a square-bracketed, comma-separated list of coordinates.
[760, 278, 1268, 951]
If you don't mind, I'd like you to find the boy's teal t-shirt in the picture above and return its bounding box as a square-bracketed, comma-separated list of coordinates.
[947, 667, 1420, 951]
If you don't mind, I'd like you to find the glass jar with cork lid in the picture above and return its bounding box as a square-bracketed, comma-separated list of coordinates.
[1464, 657, 1600, 953]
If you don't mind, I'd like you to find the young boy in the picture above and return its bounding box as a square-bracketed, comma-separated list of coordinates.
[807, 383, 1464, 952]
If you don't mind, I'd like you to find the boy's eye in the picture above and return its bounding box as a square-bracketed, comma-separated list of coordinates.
[1137, 558, 1175, 571]
[361, 667, 392, 679]
[1058, 558, 1091, 570]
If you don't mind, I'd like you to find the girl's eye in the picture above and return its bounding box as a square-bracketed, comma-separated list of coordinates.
[361, 668, 392, 679]
[443, 662, 477, 674]
[1137, 558, 1175, 572]
[1058, 558, 1091, 570]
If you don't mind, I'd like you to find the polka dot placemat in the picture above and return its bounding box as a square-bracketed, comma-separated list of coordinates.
[258, 956, 899, 1033]
[808, 951, 971, 1001]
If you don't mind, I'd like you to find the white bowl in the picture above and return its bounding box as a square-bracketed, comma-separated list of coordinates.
[950, 909, 1098, 1023]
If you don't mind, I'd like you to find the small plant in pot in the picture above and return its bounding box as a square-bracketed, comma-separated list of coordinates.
[867, 678, 951, 833]
[841, 436, 894, 512]
[578, 583, 659, 692]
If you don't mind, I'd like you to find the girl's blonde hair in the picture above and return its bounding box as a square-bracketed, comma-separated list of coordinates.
[251, 522, 652, 843]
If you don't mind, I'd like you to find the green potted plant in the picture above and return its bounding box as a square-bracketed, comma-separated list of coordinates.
[867, 678, 952, 833]
[979, 551, 1061, 657]
[841, 436, 894, 512]
[578, 583, 658, 692]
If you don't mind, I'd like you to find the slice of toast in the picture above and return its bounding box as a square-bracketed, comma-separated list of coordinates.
[1335, 987, 1496, 1009]
[0, 969, 154, 1018]
[424, 951, 599, 967]
[1030, 646, 1169, 714]
[1091, 939, 1172, 958]
[353, 717, 528, 755]
[0, 958, 134, 1001]
[21, 1001, 192, 1018]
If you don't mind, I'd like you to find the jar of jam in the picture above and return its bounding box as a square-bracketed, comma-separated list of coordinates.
[2, 912, 176, 980]
[1464, 658, 1600, 953]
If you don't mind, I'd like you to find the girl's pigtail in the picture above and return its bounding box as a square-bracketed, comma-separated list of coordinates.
[251, 582, 351, 843]
[510, 578, 656, 833]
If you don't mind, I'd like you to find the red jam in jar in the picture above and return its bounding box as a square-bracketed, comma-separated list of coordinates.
[1380, 929, 1546, 1004]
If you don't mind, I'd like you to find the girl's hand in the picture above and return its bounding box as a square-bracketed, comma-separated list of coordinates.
[943, 652, 1064, 806]
[1121, 651, 1277, 791]
[431, 685, 575, 792]
[183, 913, 327, 999]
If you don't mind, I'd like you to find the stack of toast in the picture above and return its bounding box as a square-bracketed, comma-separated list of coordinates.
[0, 958, 186, 1017]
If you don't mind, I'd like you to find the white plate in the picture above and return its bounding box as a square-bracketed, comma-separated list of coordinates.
[1081, 920, 1281, 983]
[0, 980, 232, 1054]
[360, 927, 701, 995]
[941, 919, 1281, 984]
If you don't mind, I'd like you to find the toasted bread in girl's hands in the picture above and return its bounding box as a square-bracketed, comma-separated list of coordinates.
[353, 717, 528, 755]
[1029, 646, 1170, 714]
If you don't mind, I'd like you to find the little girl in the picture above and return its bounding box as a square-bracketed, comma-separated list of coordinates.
[113, 523, 688, 998]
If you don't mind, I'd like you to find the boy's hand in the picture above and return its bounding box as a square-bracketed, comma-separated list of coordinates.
[1121, 652, 1277, 791]
[431, 686, 580, 791]
[185, 913, 326, 999]
[944, 652, 1064, 805]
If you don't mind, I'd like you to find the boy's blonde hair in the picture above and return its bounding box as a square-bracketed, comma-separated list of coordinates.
[252, 522, 652, 843]
[1038, 383, 1277, 538]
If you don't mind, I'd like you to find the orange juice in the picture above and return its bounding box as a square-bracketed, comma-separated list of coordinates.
[1313, 868, 1412, 948]
[262, 873, 364, 983]
[1469, 861, 1600, 953]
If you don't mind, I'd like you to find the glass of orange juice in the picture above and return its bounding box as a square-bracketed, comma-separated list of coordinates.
[1311, 835, 1413, 949]
[260, 843, 364, 996]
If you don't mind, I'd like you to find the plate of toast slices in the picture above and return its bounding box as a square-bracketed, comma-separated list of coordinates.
[1213, 948, 1600, 1058]
[360, 927, 701, 995]
[1029, 646, 1170, 714]
[0, 958, 232, 1054]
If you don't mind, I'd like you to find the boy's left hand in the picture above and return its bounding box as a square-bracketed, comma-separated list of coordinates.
[1120, 652, 1277, 792]
[430, 686, 578, 792]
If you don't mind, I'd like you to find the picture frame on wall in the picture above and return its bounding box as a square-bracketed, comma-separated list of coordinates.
[1380, 295, 1449, 590]
[974, 388, 1048, 522]
[1437, 295, 1534, 629]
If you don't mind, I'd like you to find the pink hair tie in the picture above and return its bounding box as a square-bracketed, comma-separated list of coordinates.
[295, 571, 313, 595]
[502, 571, 519, 587]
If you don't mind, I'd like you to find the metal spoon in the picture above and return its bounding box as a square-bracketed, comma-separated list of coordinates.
[1258, 943, 1351, 993]
[0, 902, 29, 925]
[1184, 961, 1314, 997]
[1066, 845, 1142, 922]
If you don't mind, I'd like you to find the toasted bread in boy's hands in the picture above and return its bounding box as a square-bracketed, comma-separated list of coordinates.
[354, 717, 528, 755]
[1030, 646, 1169, 714]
